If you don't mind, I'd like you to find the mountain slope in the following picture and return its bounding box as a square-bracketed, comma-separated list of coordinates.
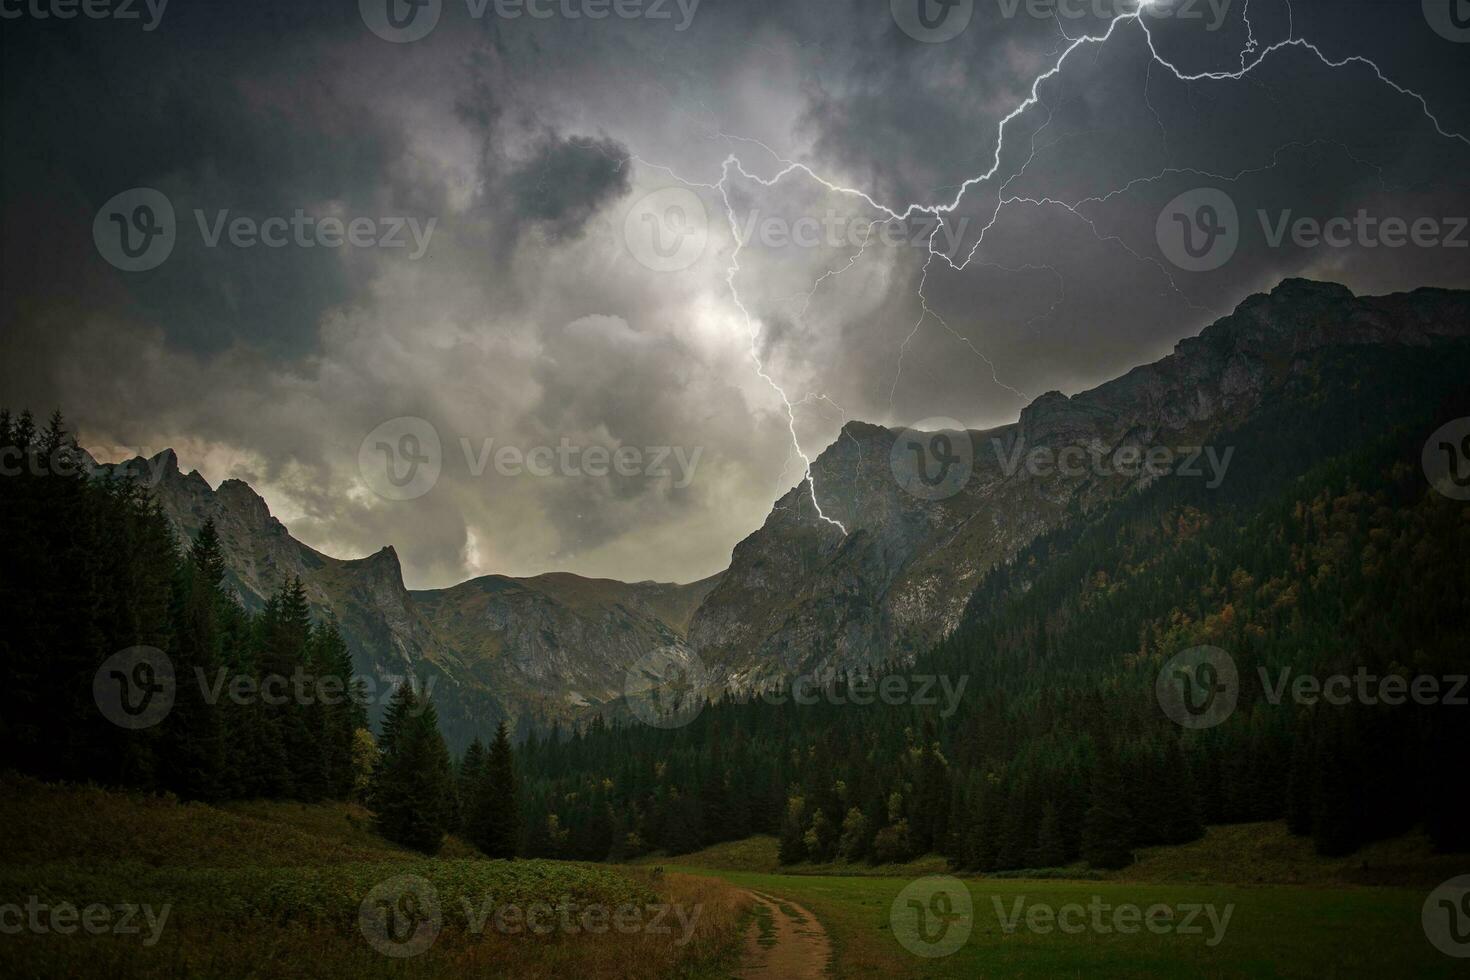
[688, 279, 1470, 686]
[411, 572, 719, 715]
[90, 278, 1470, 743]
[89, 452, 716, 747]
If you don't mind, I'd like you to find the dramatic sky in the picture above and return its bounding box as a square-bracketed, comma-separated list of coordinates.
[3, 0, 1468, 588]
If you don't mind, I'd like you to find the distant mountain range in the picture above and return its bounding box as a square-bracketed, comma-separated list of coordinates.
[90, 279, 1470, 748]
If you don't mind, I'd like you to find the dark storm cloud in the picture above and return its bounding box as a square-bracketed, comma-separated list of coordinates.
[0, 4, 408, 358]
[2, 0, 1468, 587]
[507, 134, 632, 240]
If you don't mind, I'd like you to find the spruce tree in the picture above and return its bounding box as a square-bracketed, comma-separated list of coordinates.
[458, 738, 487, 835]
[477, 721, 520, 859]
[1035, 800, 1066, 867]
[1081, 752, 1135, 870]
[371, 686, 454, 854]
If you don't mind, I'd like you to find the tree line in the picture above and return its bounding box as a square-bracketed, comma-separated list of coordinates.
[514, 343, 1470, 869]
[0, 410, 518, 857]
[5, 341, 1466, 868]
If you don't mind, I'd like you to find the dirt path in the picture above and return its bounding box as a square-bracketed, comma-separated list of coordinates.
[734, 889, 832, 979]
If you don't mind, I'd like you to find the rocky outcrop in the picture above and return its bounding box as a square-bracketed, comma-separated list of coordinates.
[87, 448, 722, 747]
[84, 278, 1470, 740]
[411, 572, 719, 714]
[687, 280, 1470, 684]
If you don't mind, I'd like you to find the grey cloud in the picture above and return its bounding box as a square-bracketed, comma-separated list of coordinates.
[507, 134, 632, 241]
[2, 0, 1468, 588]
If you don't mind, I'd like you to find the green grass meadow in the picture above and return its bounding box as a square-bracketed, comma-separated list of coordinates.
[643, 831, 1466, 978]
[666, 867, 1457, 978]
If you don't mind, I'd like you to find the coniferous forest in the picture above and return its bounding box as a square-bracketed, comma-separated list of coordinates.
[0, 410, 518, 857]
[3, 343, 1468, 873]
[512, 343, 1470, 869]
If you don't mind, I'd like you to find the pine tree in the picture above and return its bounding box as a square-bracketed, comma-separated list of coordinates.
[1035, 800, 1066, 867]
[458, 738, 487, 835]
[777, 793, 806, 864]
[161, 521, 229, 801]
[1081, 752, 1134, 870]
[311, 619, 363, 799]
[837, 807, 870, 862]
[371, 686, 454, 854]
[476, 721, 520, 859]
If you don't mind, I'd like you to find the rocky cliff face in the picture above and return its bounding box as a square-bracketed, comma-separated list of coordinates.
[88, 450, 717, 746]
[88, 278, 1470, 741]
[687, 279, 1470, 685]
[412, 573, 719, 716]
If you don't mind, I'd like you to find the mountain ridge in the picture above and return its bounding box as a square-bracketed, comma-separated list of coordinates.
[86, 278, 1470, 745]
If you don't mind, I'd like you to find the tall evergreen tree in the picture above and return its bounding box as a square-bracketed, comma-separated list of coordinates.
[372, 685, 454, 854]
[475, 721, 520, 859]
[1081, 752, 1135, 870]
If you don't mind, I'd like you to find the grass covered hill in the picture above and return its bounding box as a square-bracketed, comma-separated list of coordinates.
[0, 774, 750, 980]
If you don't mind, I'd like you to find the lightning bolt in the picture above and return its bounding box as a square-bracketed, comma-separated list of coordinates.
[634, 0, 1467, 538]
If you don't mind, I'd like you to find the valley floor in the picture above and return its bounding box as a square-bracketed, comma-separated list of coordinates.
[4, 775, 1463, 978]
[0, 775, 751, 979]
[640, 831, 1468, 978]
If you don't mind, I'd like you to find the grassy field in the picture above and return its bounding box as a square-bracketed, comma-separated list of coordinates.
[657, 867, 1457, 978]
[641, 827, 1465, 977]
[0, 775, 750, 979]
[5, 776, 1461, 978]
[638, 824, 1464, 888]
